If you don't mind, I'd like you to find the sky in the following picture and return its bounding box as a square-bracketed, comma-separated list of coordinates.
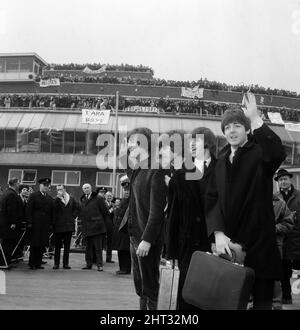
[1, 0, 300, 92]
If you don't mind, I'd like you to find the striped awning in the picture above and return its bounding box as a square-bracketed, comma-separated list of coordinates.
[0, 110, 297, 142]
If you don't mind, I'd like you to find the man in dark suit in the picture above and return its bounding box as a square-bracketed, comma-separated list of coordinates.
[163, 128, 217, 309]
[113, 175, 131, 275]
[104, 190, 115, 263]
[79, 183, 109, 271]
[11, 184, 30, 261]
[53, 185, 79, 269]
[0, 178, 22, 268]
[27, 178, 54, 270]
[127, 127, 168, 310]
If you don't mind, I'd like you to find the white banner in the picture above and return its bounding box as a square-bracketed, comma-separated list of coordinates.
[82, 65, 107, 74]
[267, 112, 285, 125]
[181, 86, 204, 99]
[284, 122, 300, 132]
[124, 106, 159, 113]
[39, 78, 60, 87]
[82, 109, 111, 125]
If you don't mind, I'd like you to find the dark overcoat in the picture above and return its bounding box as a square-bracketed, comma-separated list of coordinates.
[53, 195, 79, 233]
[275, 187, 300, 260]
[166, 158, 217, 269]
[0, 188, 22, 240]
[112, 198, 130, 251]
[26, 191, 54, 246]
[79, 192, 109, 238]
[206, 124, 286, 280]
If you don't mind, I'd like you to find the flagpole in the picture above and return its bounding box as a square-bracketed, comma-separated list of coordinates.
[112, 91, 119, 196]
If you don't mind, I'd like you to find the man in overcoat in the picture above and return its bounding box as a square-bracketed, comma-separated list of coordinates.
[206, 92, 286, 310]
[274, 169, 300, 304]
[0, 177, 22, 267]
[127, 127, 168, 310]
[79, 183, 109, 271]
[53, 185, 79, 269]
[27, 178, 54, 270]
[164, 128, 217, 309]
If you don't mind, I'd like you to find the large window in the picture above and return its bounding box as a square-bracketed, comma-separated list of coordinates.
[8, 169, 37, 185]
[41, 129, 51, 152]
[96, 172, 112, 188]
[5, 58, 19, 72]
[96, 172, 123, 196]
[4, 130, 16, 152]
[51, 131, 63, 153]
[74, 132, 86, 154]
[51, 170, 81, 186]
[20, 58, 32, 72]
[0, 130, 4, 151]
[64, 131, 75, 153]
[0, 58, 5, 73]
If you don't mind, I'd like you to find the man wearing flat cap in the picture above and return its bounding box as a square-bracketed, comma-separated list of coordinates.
[274, 169, 300, 304]
[27, 178, 54, 270]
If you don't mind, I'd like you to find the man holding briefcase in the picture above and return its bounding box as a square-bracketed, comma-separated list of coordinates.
[206, 92, 286, 310]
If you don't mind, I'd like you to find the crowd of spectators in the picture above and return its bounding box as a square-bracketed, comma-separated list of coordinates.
[39, 63, 300, 99]
[45, 63, 154, 74]
[1, 94, 300, 122]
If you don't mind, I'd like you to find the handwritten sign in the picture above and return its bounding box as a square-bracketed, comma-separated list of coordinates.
[82, 109, 111, 125]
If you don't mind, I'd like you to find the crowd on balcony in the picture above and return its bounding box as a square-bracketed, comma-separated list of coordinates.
[1, 94, 300, 122]
[39, 62, 300, 99]
[45, 63, 154, 74]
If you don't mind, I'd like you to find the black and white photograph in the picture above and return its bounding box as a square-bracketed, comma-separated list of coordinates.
[0, 0, 300, 318]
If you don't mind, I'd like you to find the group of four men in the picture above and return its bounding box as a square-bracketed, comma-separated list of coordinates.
[127, 92, 300, 310]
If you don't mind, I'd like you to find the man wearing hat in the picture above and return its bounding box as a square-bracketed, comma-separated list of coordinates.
[206, 92, 286, 309]
[97, 187, 107, 200]
[112, 175, 131, 274]
[27, 178, 54, 270]
[274, 169, 300, 304]
[0, 177, 22, 268]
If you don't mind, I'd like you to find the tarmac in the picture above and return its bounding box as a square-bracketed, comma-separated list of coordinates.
[0, 251, 299, 310]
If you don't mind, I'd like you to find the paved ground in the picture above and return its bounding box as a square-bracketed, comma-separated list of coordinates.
[0, 251, 139, 310]
[1, 251, 300, 310]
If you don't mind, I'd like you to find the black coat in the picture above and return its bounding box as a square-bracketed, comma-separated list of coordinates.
[166, 158, 217, 268]
[112, 198, 130, 251]
[27, 191, 54, 247]
[206, 124, 286, 279]
[128, 168, 168, 244]
[79, 192, 109, 238]
[53, 195, 79, 233]
[0, 188, 22, 240]
[276, 187, 300, 260]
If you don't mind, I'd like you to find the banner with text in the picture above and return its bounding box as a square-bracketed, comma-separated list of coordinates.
[82, 65, 107, 74]
[82, 109, 111, 125]
[267, 112, 285, 125]
[39, 78, 60, 87]
[124, 106, 159, 113]
[181, 86, 204, 99]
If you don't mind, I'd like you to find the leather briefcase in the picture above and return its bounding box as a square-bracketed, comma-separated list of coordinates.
[182, 251, 255, 310]
[157, 263, 180, 310]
